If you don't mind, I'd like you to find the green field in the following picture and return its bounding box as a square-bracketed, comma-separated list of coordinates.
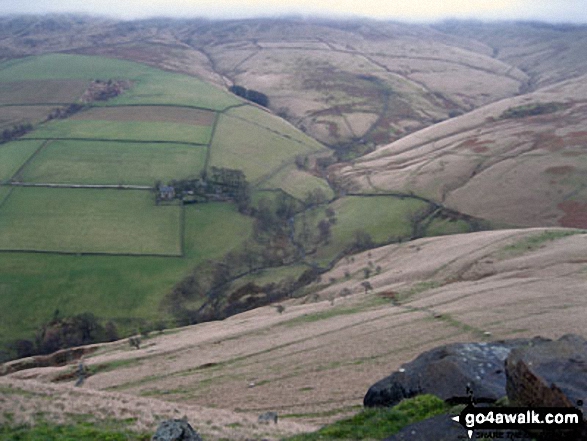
[0, 188, 181, 255]
[20, 140, 207, 185]
[425, 216, 472, 236]
[210, 113, 323, 183]
[0, 54, 241, 110]
[227, 105, 326, 149]
[0, 202, 254, 343]
[260, 164, 334, 201]
[0, 140, 44, 182]
[183, 203, 254, 260]
[0, 186, 11, 205]
[297, 196, 428, 263]
[26, 120, 212, 144]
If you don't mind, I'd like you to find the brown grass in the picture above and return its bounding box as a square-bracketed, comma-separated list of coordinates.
[3, 228, 585, 434]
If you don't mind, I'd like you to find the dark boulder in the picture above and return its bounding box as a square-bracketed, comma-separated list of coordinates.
[152, 418, 203, 441]
[506, 334, 587, 440]
[364, 338, 545, 407]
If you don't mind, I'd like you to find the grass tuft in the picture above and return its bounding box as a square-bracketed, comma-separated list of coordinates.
[284, 394, 448, 440]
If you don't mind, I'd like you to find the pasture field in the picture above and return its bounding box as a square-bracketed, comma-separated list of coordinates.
[26, 120, 212, 144]
[260, 164, 334, 201]
[0, 140, 44, 182]
[0, 105, 56, 129]
[210, 113, 322, 183]
[72, 106, 216, 125]
[0, 186, 11, 205]
[0, 54, 241, 110]
[226, 105, 326, 150]
[0, 188, 181, 255]
[0, 202, 255, 343]
[183, 203, 254, 261]
[425, 217, 472, 236]
[297, 196, 428, 264]
[20, 140, 207, 185]
[0, 80, 89, 104]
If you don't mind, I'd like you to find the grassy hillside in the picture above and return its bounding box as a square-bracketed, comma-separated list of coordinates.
[338, 75, 587, 229]
[0, 51, 480, 355]
[2, 228, 583, 440]
[0, 54, 323, 349]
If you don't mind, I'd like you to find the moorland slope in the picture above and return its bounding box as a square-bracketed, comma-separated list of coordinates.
[2, 227, 585, 439]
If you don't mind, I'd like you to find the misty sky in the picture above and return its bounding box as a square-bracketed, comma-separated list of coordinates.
[1, 0, 586, 23]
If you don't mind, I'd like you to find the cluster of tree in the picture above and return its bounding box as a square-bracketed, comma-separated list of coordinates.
[165, 191, 327, 323]
[500, 102, 562, 119]
[47, 103, 85, 120]
[165, 257, 321, 326]
[81, 79, 130, 103]
[8, 312, 118, 359]
[1, 123, 32, 143]
[229, 85, 269, 107]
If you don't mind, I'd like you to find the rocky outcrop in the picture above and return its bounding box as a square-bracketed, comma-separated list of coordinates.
[152, 418, 203, 441]
[364, 338, 543, 407]
[506, 334, 587, 440]
[367, 334, 587, 440]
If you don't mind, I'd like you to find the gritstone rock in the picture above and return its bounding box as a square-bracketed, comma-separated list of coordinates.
[152, 418, 203, 441]
[364, 338, 546, 407]
[506, 334, 587, 440]
[258, 411, 278, 424]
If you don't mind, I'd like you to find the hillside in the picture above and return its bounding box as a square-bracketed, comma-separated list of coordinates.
[2, 17, 585, 152]
[2, 227, 585, 439]
[0, 53, 330, 352]
[336, 73, 587, 228]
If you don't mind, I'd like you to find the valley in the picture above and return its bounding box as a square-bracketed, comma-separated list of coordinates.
[0, 15, 585, 441]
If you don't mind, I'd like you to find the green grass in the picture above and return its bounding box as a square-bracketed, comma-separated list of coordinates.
[210, 113, 323, 183]
[0, 186, 11, 205]
[297, 196, 428, 264]
[0, 140, 44, 182]
[183, 202, 254, 260]
[20, 140, 207, 185]
[260, 164, 334, 201]
[284, 394, 449, 440]
[0, 54, 240, 110]
[425, 217, 472, 237]
[26, 120, 212, 144]
[0, 422, 150, 441]
[232, 264, 309, 288]
[0, 188, 181, 255]
[281, 307, 364, 327]
[0, 202, 253, 344]
[498, 229, 583, 259]
[226, 105, 326, 149]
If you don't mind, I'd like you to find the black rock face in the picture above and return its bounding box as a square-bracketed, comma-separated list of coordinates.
[364, 338, 545, 407]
